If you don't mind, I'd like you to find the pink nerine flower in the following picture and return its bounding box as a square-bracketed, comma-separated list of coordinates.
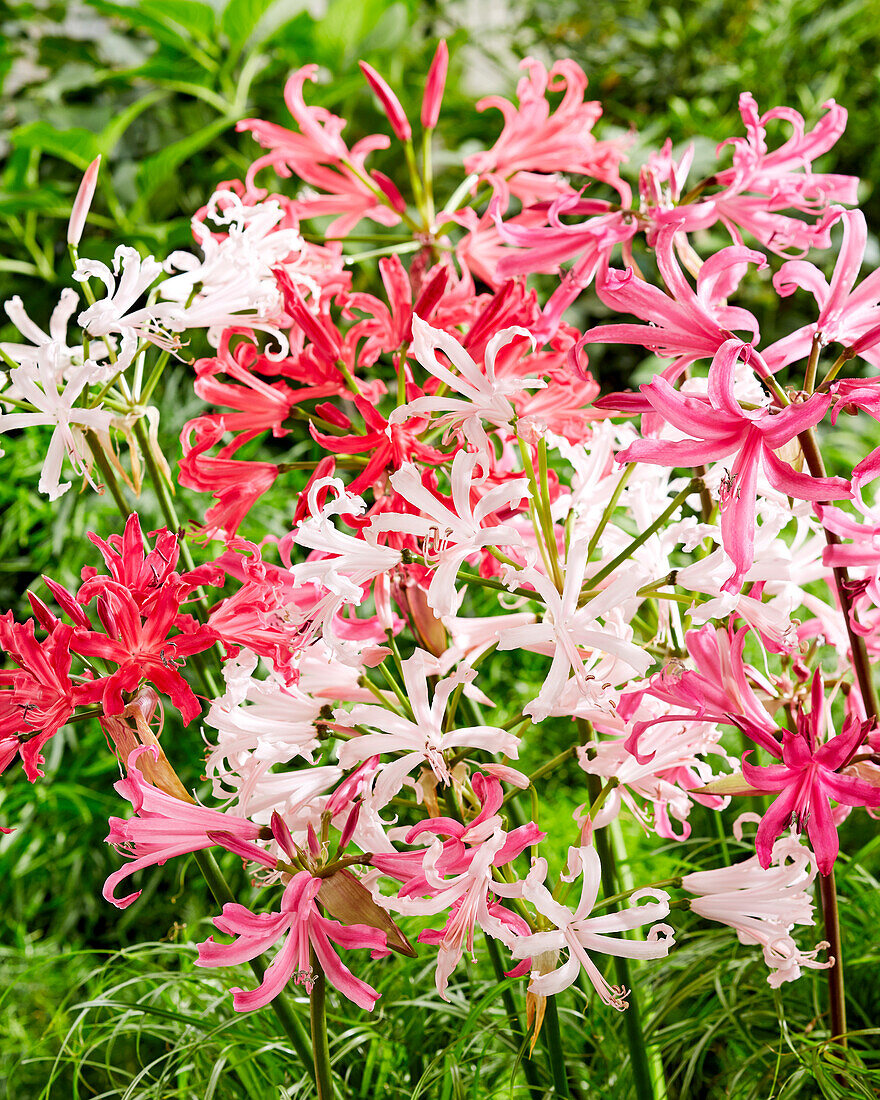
[103, 746, 265, 908]
[768, 209, 880, 372]
[682, 825, 831, 987]
[741, 672, 880, 874]
[616, 339, 850, 590]
[197, 869, 390, 1011]
[579, 231, 766, 377]
[464, 58, 627, 203]
[504, 846, 673, 1008]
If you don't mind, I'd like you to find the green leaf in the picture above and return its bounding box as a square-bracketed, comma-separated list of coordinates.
[220, 0, 275, 45]
[313, 0, 380, 61]
[8, 122, 101, 169]
[87, 0, 216, 55]
[140, 0, 217, 44]
[133, 116, 233, 212]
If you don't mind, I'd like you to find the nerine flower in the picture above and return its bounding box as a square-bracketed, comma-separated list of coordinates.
[616, 339, 850, 590]
[335, 651, 520, 808]
[496, 540, 652, 721]
[393, 316, 542, 458]
[197, 868, 390, 1011]
[504, 846, 673, 1008]
[368, 451, 530, 616]
[741, 671, 880, 874]
[104, 746, 265, 908]
[683, 823, 831, 987]
[0, 348, 115, 500]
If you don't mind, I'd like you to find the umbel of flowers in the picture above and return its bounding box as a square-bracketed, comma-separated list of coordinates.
[2, 40, 880, 1092]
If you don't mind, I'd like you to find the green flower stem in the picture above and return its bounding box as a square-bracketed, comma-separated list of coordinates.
[455, 568, 543, 603]
[542, 992, 572, 1098]
[819, 869, 847, 1045]
[804, 335, 821, 394]
[583, 478, 702, 595]
[587, 463, 634, 559]
[483, 934, 545, 1097]
[309, 952, 336, 1100]
[587, 775, 658, 1100]
[85, 431, 132, 516]
[192, 848, 314, 1075]
[518, 436, 563, 591]
[501, 745, 576, 806]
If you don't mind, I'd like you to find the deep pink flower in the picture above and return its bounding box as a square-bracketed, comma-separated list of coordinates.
[421, 40, 448, 129]
[359, 61, 411, 143]
[616, 339, 850, 589]
[742, 672, 880, 874]
[578, 231, 766, 377]
[197, 869, 390, 1011]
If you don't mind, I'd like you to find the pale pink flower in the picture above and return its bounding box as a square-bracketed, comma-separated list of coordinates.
[504, 847, 673, 1007]
[464, 58, 628, 203]
[68, 155, 101, 246]
[682, 822, 831, 987]
[496, 540, 652, 721]
[335, 651, 520, 807]
[369, 451, 529, 616]
[394, 316, 542, 457]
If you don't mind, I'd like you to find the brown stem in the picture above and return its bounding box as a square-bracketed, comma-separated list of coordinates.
[819, 870, 847, 1045]
[798, 426, 879, 720]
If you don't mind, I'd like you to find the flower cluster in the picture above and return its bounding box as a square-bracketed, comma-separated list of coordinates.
[4, 45, 880, 1042]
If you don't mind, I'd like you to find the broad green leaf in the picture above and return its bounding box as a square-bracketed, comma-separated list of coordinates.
[133, 116, 233, 211]
[313, 0, 377, 61]
[220, 0, 274, 45]
[139, 0, 217, 44]
[8, 122, 101, 169]
[87, 0, 216, 57]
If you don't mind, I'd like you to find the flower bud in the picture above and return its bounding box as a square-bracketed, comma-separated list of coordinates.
[359, 61, 412, 142]
[421, 40, 448, 129]
[68, 155, 101, 247]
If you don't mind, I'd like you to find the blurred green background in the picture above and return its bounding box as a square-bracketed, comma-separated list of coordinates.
[2, 1, 880, 1097]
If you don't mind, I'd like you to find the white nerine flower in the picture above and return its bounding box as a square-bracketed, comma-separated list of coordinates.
[335, 650, 521, 808]
[392, 315, 544, 457]
[496, 539, 653, 721]
[0, 346, 115, 500]
[682, 820, 831, 987]
[369, 450, 529, 616]
[290, 477, 402, 602]
[161, 191, 303, 357]
[75, 246, 184, 349]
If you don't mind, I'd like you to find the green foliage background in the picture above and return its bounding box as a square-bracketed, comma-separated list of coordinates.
[2, 1, 880, 1096]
